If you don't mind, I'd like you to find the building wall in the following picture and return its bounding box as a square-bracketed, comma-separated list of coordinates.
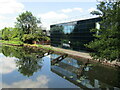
[50, 17, 101, 51]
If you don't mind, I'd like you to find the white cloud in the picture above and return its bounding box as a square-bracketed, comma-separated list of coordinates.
[1, 75, 49, 88]
[0, 54, 17, 74]
[61, 9, 73, 13]
[0, 22, 14, 29]
[0, 16, 6, 20]
[87, 7, 97, 13]
[38, 8, 83, 29]
[38, 11, 68, 30]
[0, 0, 24, 14]
[0, 15, 17, 29]
[73, 8, 83, 12]
[38, 11, 68, 20]
[61, 8, 83, 13]
[0, 0, 24, 29]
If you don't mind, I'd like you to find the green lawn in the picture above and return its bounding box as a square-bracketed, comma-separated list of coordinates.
[0, 40, 23, 45]
[0, 40, 63, 54]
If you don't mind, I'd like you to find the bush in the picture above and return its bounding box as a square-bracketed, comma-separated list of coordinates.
[43, 36, 50, 41]
[22, 34, 35, 44]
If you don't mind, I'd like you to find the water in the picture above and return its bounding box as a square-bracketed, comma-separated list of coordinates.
[0, 44, 120, 89]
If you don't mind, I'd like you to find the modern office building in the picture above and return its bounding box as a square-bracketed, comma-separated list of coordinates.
[50, 17, 101, 51]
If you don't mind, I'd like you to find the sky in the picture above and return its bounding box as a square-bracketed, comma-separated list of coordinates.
[0, 0, 100, 30]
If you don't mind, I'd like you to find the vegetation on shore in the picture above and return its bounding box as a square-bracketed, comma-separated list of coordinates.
[86, 1, 120, 62]
[0, 40, 23, 45]
[0, 11, 50, 44]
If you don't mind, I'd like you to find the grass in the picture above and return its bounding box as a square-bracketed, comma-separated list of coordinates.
[0, 40, 75, 57]
[37, 45, 65, 54]
[0, 40, 23, 45]
[37, 44, 53, 51]
[24, 44, 58, 51]
[0, 40, 54, 51]
[23, 43, 64, 55]
[0, 40, 55, 53]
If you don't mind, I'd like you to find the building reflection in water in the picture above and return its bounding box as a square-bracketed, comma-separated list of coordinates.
[50, 54, 120, 89]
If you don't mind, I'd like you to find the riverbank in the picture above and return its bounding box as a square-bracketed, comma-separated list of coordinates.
[0, 40, 23, 45]
[0, 40, 120, 67]
[39, 45, 120, 68]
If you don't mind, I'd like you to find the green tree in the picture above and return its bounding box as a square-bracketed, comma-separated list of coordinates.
[2, 27, 10, 40]
[51, 25, 64, 47]
[86, 1, 120, 62]
[1, 27, 19, 40]
[1, 11, 49, 44]
[15, 11, 42, 42]
[15, 11, 41, 34]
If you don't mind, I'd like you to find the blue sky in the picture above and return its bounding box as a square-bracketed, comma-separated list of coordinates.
[0, 0, 99, 30]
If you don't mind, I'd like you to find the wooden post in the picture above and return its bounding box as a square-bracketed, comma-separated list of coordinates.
[51, 54, 68, 65]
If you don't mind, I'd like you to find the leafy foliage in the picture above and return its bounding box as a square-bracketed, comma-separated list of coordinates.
[15, 11, 40, 42]
[15, 11, 41, 34]
[0, 30, 2, 39]
[22, 34, 35, 43]
[51, 25, 64, 46]
[86, 1, 120, 61]
[1, 27, 20, 40]
[1, 11, 50, 44]
[0, 40, 23, 45]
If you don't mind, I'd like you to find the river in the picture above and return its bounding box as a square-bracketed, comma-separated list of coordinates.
[0, 44, 120, 89]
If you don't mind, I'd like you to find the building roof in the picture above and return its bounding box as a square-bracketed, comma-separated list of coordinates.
[50, 16, 101, 26]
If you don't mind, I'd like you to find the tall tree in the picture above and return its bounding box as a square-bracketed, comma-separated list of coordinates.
[86, 1, 120, 62]
[15, 11, 41, 40]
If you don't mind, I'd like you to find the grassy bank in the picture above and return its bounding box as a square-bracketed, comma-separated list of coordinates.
[1, 40, 120, 68]
[24, 44, 64, 54]
[0, 40, 64, 54]
[0, 40, 23, 45]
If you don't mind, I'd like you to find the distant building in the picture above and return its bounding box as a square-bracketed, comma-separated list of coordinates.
[50, 17, 101, 51]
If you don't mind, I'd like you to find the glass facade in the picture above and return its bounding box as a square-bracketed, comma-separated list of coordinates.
[50, 17, 101, 51]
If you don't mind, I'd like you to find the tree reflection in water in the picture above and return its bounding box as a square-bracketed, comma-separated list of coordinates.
[1, 45, 46, 77]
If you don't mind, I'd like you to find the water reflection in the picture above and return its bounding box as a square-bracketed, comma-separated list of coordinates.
[51, 54, 120, 89]
[0, 55, 16, 74]
[1, 45, 78, 88]
[1, 75, 49, 88]
[1, 45, 120, 89]
[1, 45, 45, 77]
